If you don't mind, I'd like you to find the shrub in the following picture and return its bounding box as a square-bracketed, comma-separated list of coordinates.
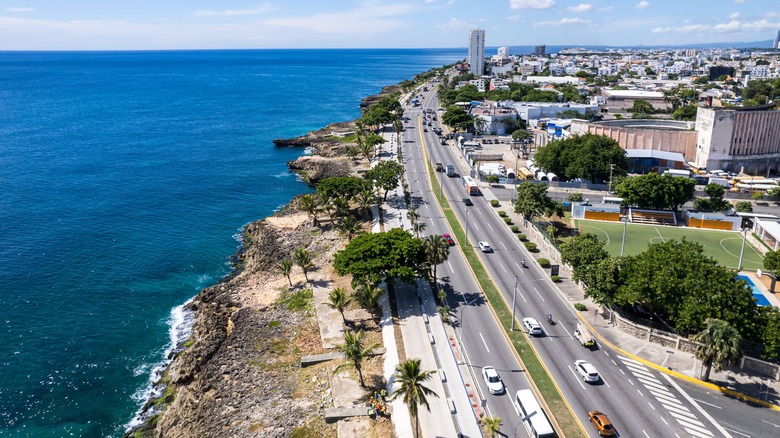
[517, 234, 527, 241]
[551, 275, 560, 283]
[490, 199, 500, 207]
[735, 201, 753, 213]
[567, 192, 584, 202]
[574, 303, 587, 311]
[503, 217, 513, 224]
[524, 242, 537, 252]
[498, 210, 507, 217]
[538, 258, 550, 268]
[511, 226, 520, 233]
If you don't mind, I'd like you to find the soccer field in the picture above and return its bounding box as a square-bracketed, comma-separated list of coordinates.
[575, 220, 765, 271]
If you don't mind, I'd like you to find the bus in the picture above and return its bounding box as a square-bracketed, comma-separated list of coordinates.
[462, 176, 479, 196]
[515, 389, 556, 438]
[518, 167, 535, 181]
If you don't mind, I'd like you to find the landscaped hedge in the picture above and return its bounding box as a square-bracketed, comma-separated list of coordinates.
[511, 226, 520, 233]
[574, 303, 587, 311]
[551, 275, 560, 283]
[538, 258, 550, 268]
[524, 242, 537, 252]
[490, 199, 500, 207]
[503, 217, 513, 225]
[517, 234, 527, 241]
[498, 210, 507, 217]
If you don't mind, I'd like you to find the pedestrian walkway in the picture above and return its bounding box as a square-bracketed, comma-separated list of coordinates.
[480, 182, 780, 410]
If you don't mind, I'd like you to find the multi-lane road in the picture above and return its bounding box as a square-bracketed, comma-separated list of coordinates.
[396, 84, 778, 438]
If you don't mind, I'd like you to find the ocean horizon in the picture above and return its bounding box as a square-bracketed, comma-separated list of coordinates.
[0, 48, 464, 437]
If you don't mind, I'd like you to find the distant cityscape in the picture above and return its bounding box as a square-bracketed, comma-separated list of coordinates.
[454, 27, 780, 179]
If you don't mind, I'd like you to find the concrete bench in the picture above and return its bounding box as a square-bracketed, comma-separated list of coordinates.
[300, 348, 386, 367]
[324, 406, 373, 423]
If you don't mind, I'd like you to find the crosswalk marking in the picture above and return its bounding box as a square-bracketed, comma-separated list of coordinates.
[637, 376, 671, 391]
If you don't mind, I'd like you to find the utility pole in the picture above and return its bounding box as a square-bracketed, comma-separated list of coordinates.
[609, 163, 615, 194]
[738, 227, 748, 271]
[511, 276, 518, 330]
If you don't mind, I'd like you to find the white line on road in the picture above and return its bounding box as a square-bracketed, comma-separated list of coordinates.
[567, 365, 587, 390]
[629, 379, 635, 386]
[479, 332, 490, 353]
[498, 261, 508, 274]
[648, 402, 655, 410]
[500, 241, 507, 249]
[486, 222, 494, 231]
[559, 323, 572, 339]
[662, 373, 732, 438]
[620, 369, 626, 375]
[642, 430, 650, 438]
[515, 262, 522, 270]
[447, 261, 454, 272]
[661, 417, 669, 426]
[533, 287, 545, 302]
[724, 428, 750, 438]
[601, 375, 612, 388]
[692, 398, 722, 409]
[637, 389, 644, 397]
[760, 419, 780, 428]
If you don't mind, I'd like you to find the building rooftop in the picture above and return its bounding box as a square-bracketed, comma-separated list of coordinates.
[625, 149, 686, 162]
[603, 89, 665, 99]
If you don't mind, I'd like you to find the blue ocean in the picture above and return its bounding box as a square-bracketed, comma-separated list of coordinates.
[0, 48, 465, 437]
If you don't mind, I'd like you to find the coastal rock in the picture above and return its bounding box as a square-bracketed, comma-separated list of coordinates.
[287, 156, 353, 184]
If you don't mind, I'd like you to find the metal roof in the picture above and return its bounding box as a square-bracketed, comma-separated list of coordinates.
[625, 149, 686, 162]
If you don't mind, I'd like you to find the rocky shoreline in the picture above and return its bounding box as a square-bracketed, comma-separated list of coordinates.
[125, 85, 398, 438]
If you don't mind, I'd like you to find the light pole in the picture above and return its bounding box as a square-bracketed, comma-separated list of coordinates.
[737, 227, 748, 271]
[620, 217, 629, 257]
[465, 203, 470, 246]
[510, 275, 520, 330]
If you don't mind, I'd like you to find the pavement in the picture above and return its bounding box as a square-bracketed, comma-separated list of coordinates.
[481, 186, 780, 411]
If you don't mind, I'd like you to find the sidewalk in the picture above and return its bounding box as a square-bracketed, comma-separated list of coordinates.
[480, 183, 780, 410]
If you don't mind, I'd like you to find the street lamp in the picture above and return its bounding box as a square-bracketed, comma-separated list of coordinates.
[737, 227, 748, 271]
[465, 203, 470, 246]
[511, 276, 518, 330]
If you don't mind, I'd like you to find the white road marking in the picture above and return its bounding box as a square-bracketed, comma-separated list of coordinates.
[660, 417, 669, 426]
[479, 332, 490, 353]
[724, 428, 750, 438]
[601, 375, 611, 388]
[500, 241, 507, 249]
[486, 222, 494, 231]
[533, 287, 545, 302]
[515, 262, 522, 270]
[637, 389, 644, 397]
[567, 365, 586, 390]
[473, 223, 479, 231]
[692, 398, 722, 409]
[642, 430, 650, 438]
[498, 261, 508, 274]
[760, 419, 780, 428]
[620, 369, 626, 375]
[663, 374, 732, 438]
[447, 261, 454, 272]
[560, 324, 572, 338]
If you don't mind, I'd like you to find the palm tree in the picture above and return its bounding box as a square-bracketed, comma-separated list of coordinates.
[332, 196, 350, 219]
[437, 305, 452, 324]
[389, 358, 438, 437]
[354, 282, 383, 317]
[692, 318, 743, 382]
[423, 235, 450, 283]
[356, 189, 376, 218]
[317, 187, 334, 220]
[480, 416, 502, 437]
[293, 248, 313, 284]
[338, 215, 360, 241]
[327, 287, 352, 325]
[299, 194, 320, 227]
[412, 221, 426, 238]
[278, 258, 293, 288]
[334, 330, 380, 387]
[406, 209, 420, 227]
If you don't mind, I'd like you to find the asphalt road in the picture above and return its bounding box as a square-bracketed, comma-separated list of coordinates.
[396, 84, 777, 438]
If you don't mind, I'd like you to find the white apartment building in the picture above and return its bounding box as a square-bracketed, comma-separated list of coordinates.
[468, 29, 486, 76]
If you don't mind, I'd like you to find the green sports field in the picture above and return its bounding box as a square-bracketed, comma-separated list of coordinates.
[575, 220, 764, 271]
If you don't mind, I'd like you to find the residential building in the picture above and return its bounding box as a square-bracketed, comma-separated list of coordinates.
[535, 45, 546, 56]
[468, 29, 486, 76]
[470, 105, 517, 135]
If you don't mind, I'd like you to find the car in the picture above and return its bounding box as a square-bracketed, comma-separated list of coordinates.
[588, 410, 616, 436]
[481, 366, 505, 395]
[574, 360, 600, 383]
[442, 233, 455, 246]
[522, 317, 543, 336]
[478, 241, 493, 253]
[463, 198, 473, 206]
[423, 128, 428, 132]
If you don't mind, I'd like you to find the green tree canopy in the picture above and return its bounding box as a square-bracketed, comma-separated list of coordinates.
[672, 105, 698, 121]
[513, 182, 558, 220]
[441, 105, 474, 132]
[333, 228, 427, 286]
[364, 160, 404, 200]
[693, 183, 731, 212]
[520, 89, 560, 102]
[317, 176, 371, 201]
[560, 233, 609, 282]
[693, 318, 743, 382]
[631, 99, 655, 114]
[615, 173, 695, 211]
[533, 133, 628, 183]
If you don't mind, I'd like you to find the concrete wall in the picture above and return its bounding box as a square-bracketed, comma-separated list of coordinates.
[585, 123, 698, 161]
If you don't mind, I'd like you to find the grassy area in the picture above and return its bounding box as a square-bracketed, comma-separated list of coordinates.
[426, 161, 586, 438]
[576, 220, 764, 270]
[324, 134, 357, 143]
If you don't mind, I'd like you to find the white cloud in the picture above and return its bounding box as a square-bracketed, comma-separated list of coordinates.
[6, 7, 34, 13]
[195, 4, 275, 17]
[506, 15, 521, 20]
[265, 3, 415, 34]
[509, 0, 556, 10]
[567, 3, 592, 13]
[534, 17, 590, 27]
[732, 0, 748, 3]
[729, 12, 740, 19]
[425, 0, 437, 3]
[635, 1, 649, 9]
[597, 6, 614, 11]
[652, 18, 780, 34]
[436, 18, 466, 28]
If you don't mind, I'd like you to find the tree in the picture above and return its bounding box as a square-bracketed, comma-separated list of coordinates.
[672, 105, 698, 121]
[423, 235, 450, 283]
[560, 233, 609, 282]
[293, 248, 313, 284]
[533, 134, 627, 183]
[615, 173, 695, 211]
[335, 330, 380, 387]
[756, 307, 780, 360]
[356, 189, 377, 218]
[328, 287, 352, 325]
[734, 201, 752, 213]
[338, 215, 360, 241]
[581, 256, 623, 306]
[441, 105, 474, 132]
[389, 358, 438, 437]
[693, 183, 730, 212]
[333, 228, 428, 286]
[353, 282, 383, 317]
[360, 132, 386, 161]
[514, 182, 556, 220]
[278, 258, 294, 288]
[299, 194, 320, 227]
[484, 174, 500, 185]
[480, 416, 502, 437]
[692, 318, 743, 382]
[317, 176, 370, 201]
[763, 250, 780, 293]
[365, 160, 404, 201]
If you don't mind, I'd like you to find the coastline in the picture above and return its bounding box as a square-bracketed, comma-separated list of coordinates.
[124, 84, 402, 437]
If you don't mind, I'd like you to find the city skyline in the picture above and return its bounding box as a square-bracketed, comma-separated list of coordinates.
[0, 0, 778, 50]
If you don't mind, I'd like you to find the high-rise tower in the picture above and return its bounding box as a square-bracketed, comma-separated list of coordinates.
[468, 29, 485, 76]
[774, 29, 780, 49]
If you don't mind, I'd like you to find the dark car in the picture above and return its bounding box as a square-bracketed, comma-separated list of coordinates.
[463, 198, 473, 206]
[442, 233, 455, 246]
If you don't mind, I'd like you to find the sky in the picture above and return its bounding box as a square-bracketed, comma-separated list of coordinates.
[0, 0, 778, 50]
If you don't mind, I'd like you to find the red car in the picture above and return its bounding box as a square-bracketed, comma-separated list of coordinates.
[442, 234, 455, 246]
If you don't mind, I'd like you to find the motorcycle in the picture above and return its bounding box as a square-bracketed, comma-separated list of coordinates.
[521, 259, 526, 267]
[546, 314, 555, 325]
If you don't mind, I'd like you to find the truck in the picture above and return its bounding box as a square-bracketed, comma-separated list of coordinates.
[574, 323, 595, 347]
[446, 165, 456, 177]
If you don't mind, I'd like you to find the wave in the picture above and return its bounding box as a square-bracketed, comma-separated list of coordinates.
[124, 297, 196, 433]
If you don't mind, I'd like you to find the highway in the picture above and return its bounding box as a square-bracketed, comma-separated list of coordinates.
[395, 83, 777, 438]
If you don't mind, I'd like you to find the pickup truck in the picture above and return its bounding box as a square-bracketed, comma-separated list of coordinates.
[574, 323, 595, 347]
[435, 163, 444, 172]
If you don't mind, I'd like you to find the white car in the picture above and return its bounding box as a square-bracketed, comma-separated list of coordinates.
[481, 366, 505, 395]
[522, 317, 543, 336]
[478, 241, 493, 253]
[575, 360, 601, 383]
